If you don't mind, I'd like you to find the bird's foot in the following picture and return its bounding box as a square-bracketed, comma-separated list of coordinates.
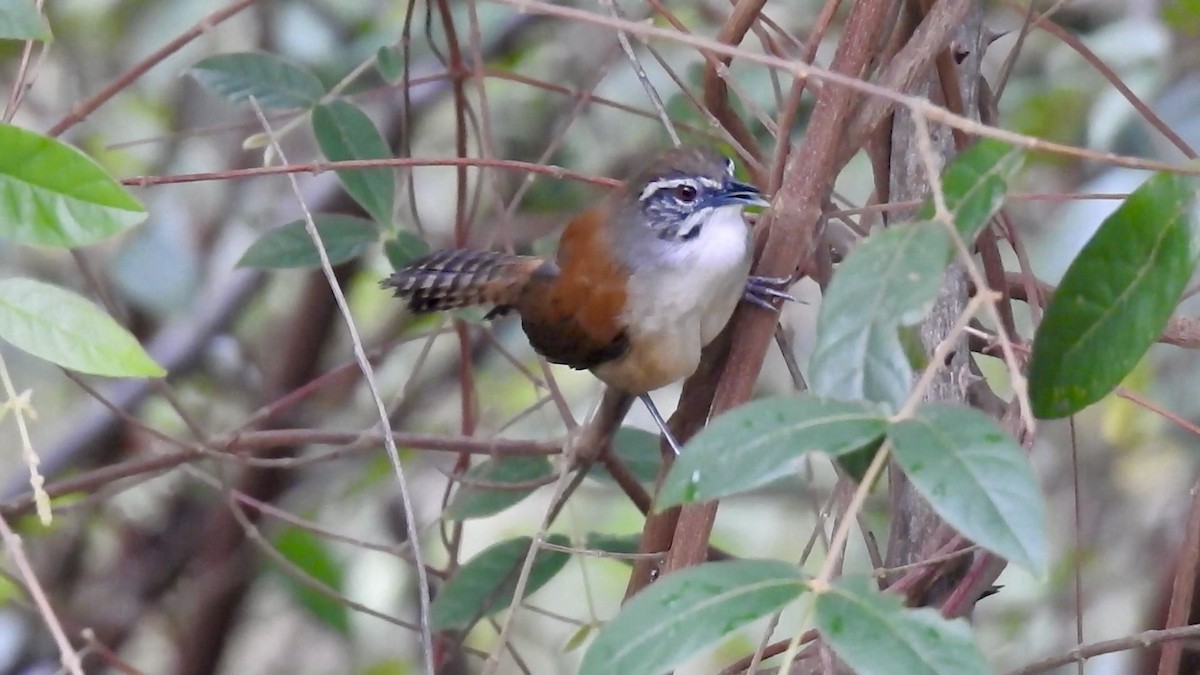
[743, 275, 796, 310]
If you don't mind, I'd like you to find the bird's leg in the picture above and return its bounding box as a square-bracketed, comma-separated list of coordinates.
[743, 274, 796, 310]
[639, 393, 684, 456]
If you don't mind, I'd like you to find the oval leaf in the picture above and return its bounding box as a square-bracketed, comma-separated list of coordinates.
[921, 139, 1025, 241]
[430, 534, 570, 632]
[237, 214, 378, 269]
[376, 45, 404, 85]
[1029, 172, 1199, 418]
[809, 222, 952, 410]
[189, 52, 325, 109]
[888, 404, 1046, 572]
[383, 231, 430, 269]
[657, 395, 889, 509]
[0, 123, 145, 247]
[815, 577, 989, 675]
[272, 526, 349, 636]
[311, 101, 395, 226]
[444, 455, 553, 520]
[0, 278, 164, 377]
[579, 560, 807, 675]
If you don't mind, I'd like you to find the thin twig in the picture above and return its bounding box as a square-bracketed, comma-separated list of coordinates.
[247, 99, 435, 675]
[47, 0, 263, 137]
[605, 0, 680, 146]
[481, 444, 580, 674]
[1008, 623, 1200, 675]
[2, 0, 49, 123]
[484, 0, 1200, 177]
[1156, 474, 1200, 674]
[0, 514, 83, 674]
[1069, 418, 1085, 674]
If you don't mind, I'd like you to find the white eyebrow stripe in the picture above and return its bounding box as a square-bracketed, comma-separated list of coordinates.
[639, 177, 695, 201]
[638, 176, 722, 201]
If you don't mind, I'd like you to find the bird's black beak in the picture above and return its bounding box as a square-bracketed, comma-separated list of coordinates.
[719, 180, 769, 207]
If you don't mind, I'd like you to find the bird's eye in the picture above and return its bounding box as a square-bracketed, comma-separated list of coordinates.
[672, 184, 698, 202]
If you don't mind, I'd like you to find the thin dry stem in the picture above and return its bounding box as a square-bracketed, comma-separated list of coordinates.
[247, 98, 435, 674]
[0, 515, 83, 674]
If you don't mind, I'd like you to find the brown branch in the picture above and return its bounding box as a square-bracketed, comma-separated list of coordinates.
[661, 0, 898, 577]
[599, 453, 654, 516]
[983, 272, 1200, 350]
[841, 0, 973, 164]
[625, 332, 729, 598]
[1008, 624, 1200, 675]
[1156, 474, 1200, 674]
[881, 0, 983, 605]
[489, 0, 1200, 176]
[637, 0, 768, 174]
[47, 0, 263, 138]
[701, 0, 768, 178]
[223, 430, 561, 455]
[768, 0, 842, 192]
[123, 156, 622, 189]
[0, 450, 201, 519]
[718, 630, 819, 675]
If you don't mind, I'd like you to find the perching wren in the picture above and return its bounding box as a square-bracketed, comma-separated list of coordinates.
[381, 146, 790, 454]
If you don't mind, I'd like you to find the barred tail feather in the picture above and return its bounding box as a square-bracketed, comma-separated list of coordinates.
[381, 249, 542, 313]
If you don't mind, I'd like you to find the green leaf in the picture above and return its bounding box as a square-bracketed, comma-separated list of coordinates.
[579, 560, 807, 675]
[383, 231, 430, 269]
[809, 222, 952, 410]
[272, 526, 349, 636]
[815, 577, 989, 675]
[0, 278, 164, 377]
[658, 395, 889, 508]
[564, 623, 595, 653]
[1165, 0, 1200, 33]
[376, 45, 404, 84]
[236, 214, 378, 269]
[590, 427, 663, 485]
[430, 534, 570, 631]
[189, 52, 325, 109]
[444, 456, 553, 520]
[1029, 172, 1199, 418]
[921, 139, 1024, 241]
[0, 123, 145, 247]
[889, 404, 1046, 572]
[0, 0, 51, 41]
[311, 101, 395, 226]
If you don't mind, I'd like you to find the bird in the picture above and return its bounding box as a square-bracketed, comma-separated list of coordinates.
[381, 145, 791, 455]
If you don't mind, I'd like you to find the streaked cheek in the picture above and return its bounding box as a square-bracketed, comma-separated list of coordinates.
[676, 207, 712, 240]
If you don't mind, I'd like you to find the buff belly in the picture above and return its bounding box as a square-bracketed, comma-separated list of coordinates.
[592, 205, 752, 394]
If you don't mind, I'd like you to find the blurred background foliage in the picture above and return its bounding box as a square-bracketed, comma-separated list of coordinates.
[2, 0, 1200, 673]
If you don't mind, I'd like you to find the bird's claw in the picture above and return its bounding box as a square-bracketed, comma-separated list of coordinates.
[743, 275, 796, 310]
